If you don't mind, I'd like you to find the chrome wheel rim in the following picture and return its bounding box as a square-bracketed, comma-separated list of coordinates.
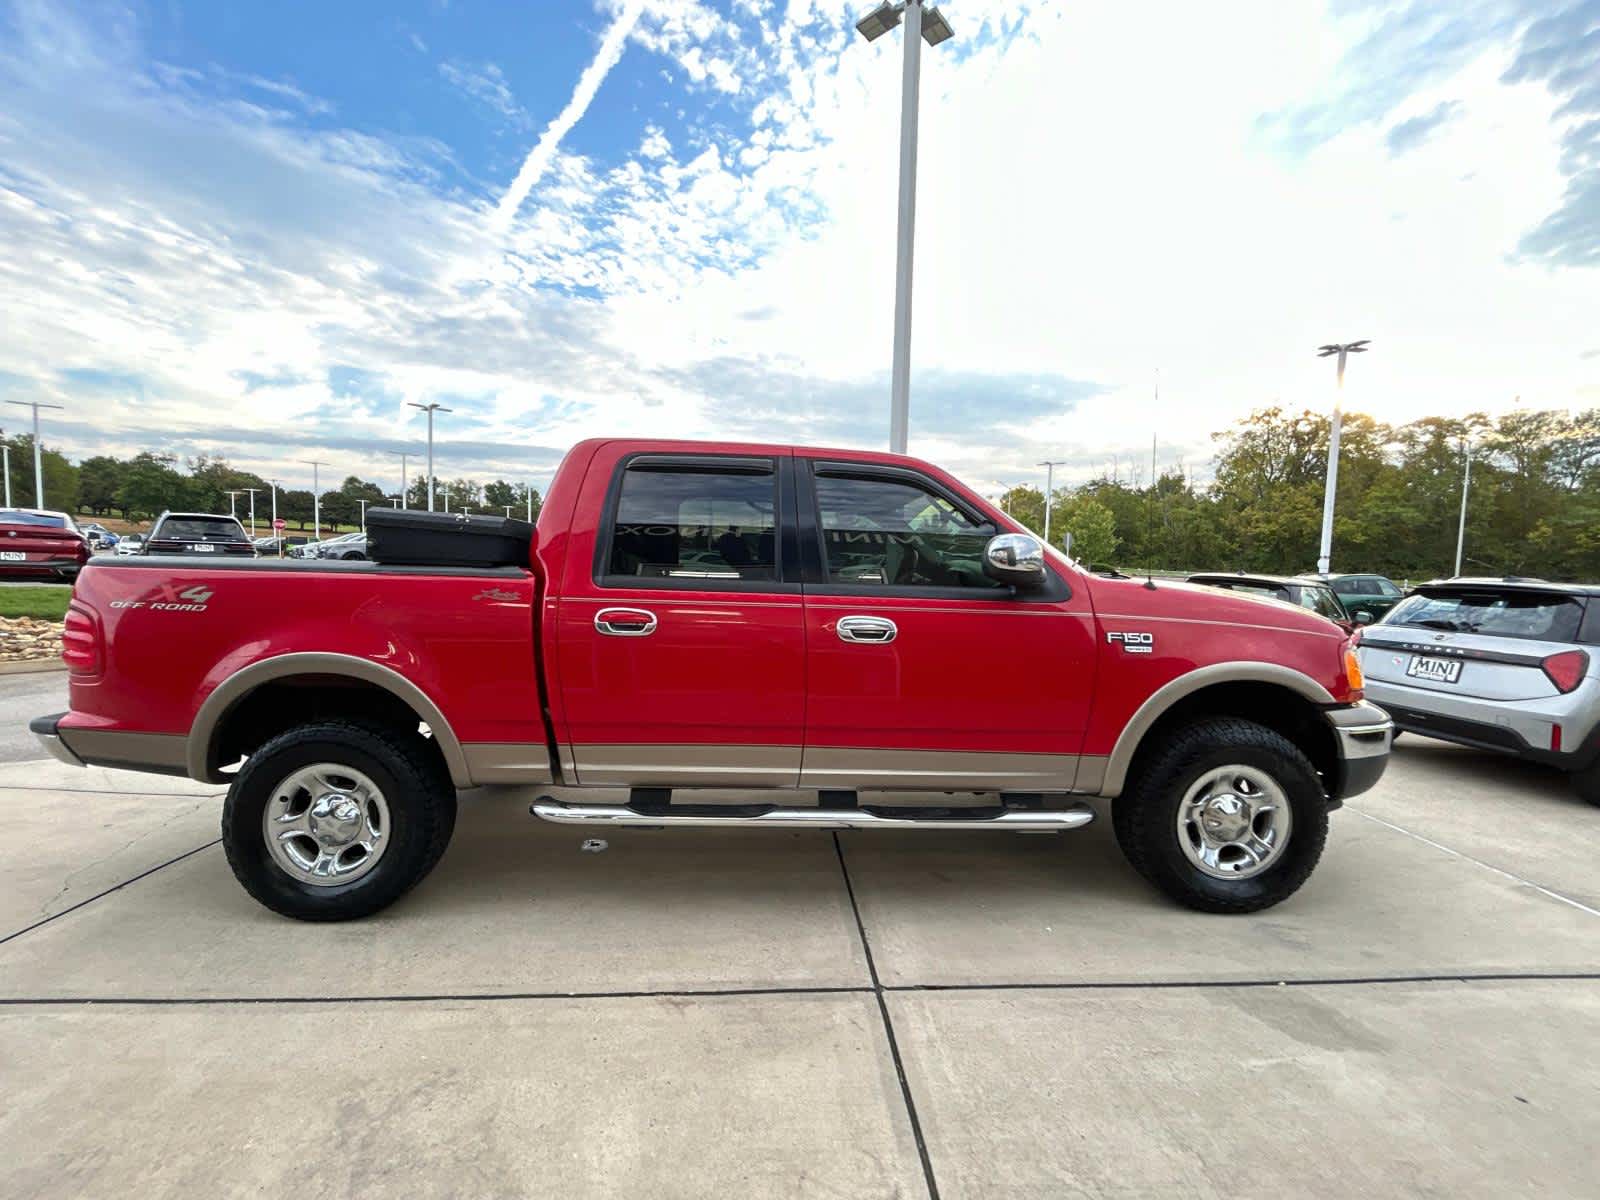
[1177, 764, 1292, 881]
[263, 763, 390, 888]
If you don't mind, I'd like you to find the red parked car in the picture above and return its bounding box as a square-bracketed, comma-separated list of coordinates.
[0, 509, 89, 581]
[33, 439, 1390, 921]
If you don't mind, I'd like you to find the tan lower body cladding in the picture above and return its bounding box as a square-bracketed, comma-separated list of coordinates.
[565, 744, 1091, 792]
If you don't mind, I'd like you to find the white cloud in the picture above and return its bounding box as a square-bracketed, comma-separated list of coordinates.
[0, 0, 1594, 505]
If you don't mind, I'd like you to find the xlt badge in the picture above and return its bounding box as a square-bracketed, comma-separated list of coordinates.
[1106, 631, 1155, 654]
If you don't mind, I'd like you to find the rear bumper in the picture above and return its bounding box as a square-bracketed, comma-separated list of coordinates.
[0, 557, 84, 579]
[29, 713, 190, 777]
[1364, 679, 1596, 771]
[1323, 700, 1393, 802]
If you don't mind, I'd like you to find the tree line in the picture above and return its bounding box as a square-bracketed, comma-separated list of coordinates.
[0, 436, 542, 532]
[1001, 406, 1599, 583]
[5, 405, 1595, 579]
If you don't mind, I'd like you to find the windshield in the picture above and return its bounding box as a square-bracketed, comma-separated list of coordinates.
[157, 517, 246, 541]
[1386, 590, 1584, 643]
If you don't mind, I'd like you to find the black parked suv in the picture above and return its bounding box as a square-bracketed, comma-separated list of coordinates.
[143, 512, 255, 557]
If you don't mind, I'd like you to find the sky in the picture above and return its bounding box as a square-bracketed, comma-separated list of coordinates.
[0, 0, 1596, 501]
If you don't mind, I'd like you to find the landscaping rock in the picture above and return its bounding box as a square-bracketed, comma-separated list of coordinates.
[0, 616, 63, 663]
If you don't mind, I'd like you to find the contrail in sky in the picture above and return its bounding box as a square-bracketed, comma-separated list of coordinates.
[492, 0, 647, 231]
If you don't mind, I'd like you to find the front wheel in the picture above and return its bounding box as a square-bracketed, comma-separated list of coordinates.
[221, 721, 457, 921]
[1113, 718, 1329, 913]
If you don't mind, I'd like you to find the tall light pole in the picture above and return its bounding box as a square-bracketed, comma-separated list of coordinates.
[2, 445, 10, 507]
[855, 1, 954, 455]
[408, 403, 451, 511]
[6, 400, 64, 508]
[268, 480, 280, 531]
[1038, 460, 1065, 545]
[224, 490, 243, 520]
[302, 460, 326, 538]
[1454, 438, 1472, 578]
[387, 450, 412, 510]
[1314, 340, 1370, 575]
[358, 499, 370, 531]
[243, 488, 260, 538]
[526, 482, 535, 523]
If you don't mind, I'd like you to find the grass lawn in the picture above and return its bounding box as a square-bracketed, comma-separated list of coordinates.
[0, 585, 71, 621]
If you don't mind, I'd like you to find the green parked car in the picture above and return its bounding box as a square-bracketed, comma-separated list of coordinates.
[1306, 573, 1406, 624]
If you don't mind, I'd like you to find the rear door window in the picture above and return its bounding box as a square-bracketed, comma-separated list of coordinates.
[1386, 590, 1584, 643]
[604, 458, 778, 585]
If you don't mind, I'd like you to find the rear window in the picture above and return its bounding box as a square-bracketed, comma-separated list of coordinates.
[1386, 589, 1584, 643]
[0, 510, 67, 528]
[1197, 580, 1291, 603]
[157, 517, 246, 541]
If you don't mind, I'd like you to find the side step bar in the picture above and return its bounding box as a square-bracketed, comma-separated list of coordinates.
[530, 798, 1096, 832]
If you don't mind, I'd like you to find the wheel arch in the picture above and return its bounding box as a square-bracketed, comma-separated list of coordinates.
[1094, 663, 1337, 799]
[188, 653, 472, 788]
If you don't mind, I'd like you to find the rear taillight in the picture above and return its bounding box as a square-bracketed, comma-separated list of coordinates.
[1542, 649, 1588, 694]
[61, 602, 102, 675]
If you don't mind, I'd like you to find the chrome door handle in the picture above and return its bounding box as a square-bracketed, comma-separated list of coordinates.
[836, 615, 897, 644]
[595, 607, 658, 637]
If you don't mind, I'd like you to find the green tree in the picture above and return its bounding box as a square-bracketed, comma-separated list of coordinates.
[1056, 495, 1118, 565]
[78, 455, 127, 515]
[279, 489, 314, 530]
[114, 452, 184, 518]
[998, 485, 1045, 534]
[1, 433, 80, 512]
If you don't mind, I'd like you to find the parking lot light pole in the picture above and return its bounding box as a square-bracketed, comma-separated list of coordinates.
[224, 490, 243, 520]
[6, 399, 64, 508]
[1038, 460, 1065, 544]
[387, 450, 412, 510]
[2, 445, 9, 507]
[267, 480, 280, 532]
[358, 499, 370, 531]
[855, 1, 954, 455]
[526, 483, 534, 523]
[243, 488, 260, 538]
[407, 403, 451, 512]
[301, 460, 326, 538]
[1454, 438, 1472, 577]
[1314, 340, 1370, 575]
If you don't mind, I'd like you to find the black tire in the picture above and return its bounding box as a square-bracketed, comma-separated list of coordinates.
[222, 721, 457, 921]
[1570, 764, 1600, 808]
[1112, 718, 1329, 914]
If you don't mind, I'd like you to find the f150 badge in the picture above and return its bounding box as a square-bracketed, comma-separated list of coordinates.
[1106, 631, 1155, 654]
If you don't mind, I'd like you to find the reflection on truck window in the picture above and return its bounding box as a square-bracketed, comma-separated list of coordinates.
[815, 475, 1002, 589]
[608, 466, 777, 582]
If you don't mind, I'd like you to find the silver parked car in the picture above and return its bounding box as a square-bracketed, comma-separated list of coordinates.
[1358, 578, 1599, 805]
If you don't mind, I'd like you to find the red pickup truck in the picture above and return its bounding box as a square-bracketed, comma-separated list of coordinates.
[34, 439, 1391, 921]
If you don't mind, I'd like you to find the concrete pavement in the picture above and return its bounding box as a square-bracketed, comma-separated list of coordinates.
[0, 669, 66, 763]
[1, 742, 1597, 1198]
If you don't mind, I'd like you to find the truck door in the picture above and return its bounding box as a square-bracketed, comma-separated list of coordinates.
[553, 448, 806, 787]
[795, 458, 1096, 792]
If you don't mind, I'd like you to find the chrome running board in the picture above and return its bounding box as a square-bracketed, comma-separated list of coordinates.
[529, 798, 1095, 832]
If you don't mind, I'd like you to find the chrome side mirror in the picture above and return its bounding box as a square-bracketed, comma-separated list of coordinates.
[983, 533, 1046, 589]
[1355, 611, 1373, 626]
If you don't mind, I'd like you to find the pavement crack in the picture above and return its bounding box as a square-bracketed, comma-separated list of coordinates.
[1349, 807, 1600, 918]
[0, 838, 220, 948]
[833, 832, 942, 1200]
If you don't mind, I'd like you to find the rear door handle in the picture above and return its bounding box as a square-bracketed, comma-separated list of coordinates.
[836, 615, 897, 644]
[595, 607, 658, 636]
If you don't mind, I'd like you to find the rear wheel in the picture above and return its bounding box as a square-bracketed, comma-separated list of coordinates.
[1113, 718, 1329, 913]
[222, 721, 456, 921]
[1570, 763, 1600, 808]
